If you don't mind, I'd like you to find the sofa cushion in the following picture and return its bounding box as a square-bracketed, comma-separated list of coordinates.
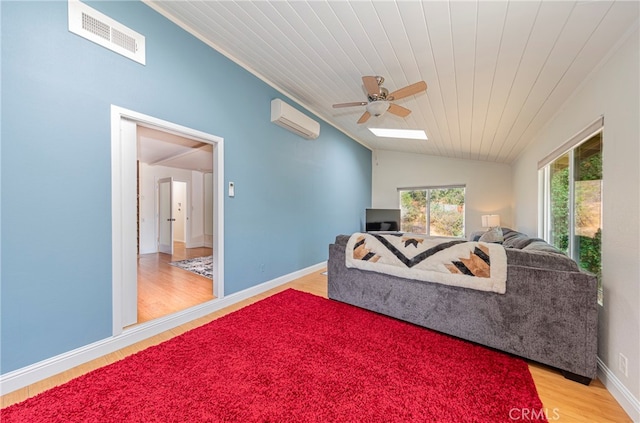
[505, 248, 579, 272]
[479, 227, 504, 243]
[502, 228, 563, 253]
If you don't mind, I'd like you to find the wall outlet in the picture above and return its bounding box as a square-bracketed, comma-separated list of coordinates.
[618, 353, 628, 377]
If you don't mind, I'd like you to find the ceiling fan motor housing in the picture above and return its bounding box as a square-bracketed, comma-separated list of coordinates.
[369, 87, 389, 101]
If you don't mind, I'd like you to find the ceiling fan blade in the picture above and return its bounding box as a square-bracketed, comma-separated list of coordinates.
[362, 76, 380, 97]
[332, 101, 368, 108]
[388, 103, 412, 118]
[357, 111, 371, 124]
[388, 81, 427, 101]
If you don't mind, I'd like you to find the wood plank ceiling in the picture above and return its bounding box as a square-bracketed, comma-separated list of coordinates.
[146, 0, 639, 163]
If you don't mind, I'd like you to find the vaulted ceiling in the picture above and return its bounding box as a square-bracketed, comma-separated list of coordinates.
[146, 0, 639, 163]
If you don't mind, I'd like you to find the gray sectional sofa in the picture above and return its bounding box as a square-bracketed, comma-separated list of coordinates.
[328, 228, 598, 384]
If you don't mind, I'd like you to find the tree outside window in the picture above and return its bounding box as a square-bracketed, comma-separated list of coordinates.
[399, 186, 465, 237]
[543, 132, 602, 302]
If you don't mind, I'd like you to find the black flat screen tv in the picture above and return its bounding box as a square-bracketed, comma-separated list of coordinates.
[365, 208, 401, 232]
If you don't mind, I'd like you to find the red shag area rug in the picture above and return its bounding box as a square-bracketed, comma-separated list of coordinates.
[2, 289, 547, 422]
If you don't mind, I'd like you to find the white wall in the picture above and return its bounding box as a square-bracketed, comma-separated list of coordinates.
[372, 150, 512, 236]
[189, 170, 205, 248]
[204, 172, 213, 247]
[512, 29, 639, 419]
[172, 181, 187, 242]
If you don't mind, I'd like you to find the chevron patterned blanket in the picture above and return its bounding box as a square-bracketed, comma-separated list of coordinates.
[345, 233, 507, 294]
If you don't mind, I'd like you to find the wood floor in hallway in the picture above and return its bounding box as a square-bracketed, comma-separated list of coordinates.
[136, 242, 214, 325]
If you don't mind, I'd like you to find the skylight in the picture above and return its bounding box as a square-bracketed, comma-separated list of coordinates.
[368, 128, 428, 140]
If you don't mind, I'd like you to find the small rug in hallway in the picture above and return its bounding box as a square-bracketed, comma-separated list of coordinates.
[169, 255, 212, 279]
[1, 289, 547, 422]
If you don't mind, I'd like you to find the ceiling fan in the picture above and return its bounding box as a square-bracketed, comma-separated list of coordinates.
[332, 76, 427, 124]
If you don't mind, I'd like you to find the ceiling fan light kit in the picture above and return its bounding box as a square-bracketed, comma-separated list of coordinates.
[333, 75, 428, 124]
[366, 101, 390, 117]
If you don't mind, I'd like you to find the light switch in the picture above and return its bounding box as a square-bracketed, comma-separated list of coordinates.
[229, 182, 235, 197]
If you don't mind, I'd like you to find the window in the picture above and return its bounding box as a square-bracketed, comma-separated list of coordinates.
[398, 186, 465, 237]
[540, 119, 603, 302]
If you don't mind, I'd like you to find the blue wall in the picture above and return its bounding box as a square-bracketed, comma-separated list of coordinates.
[0, 1, 371, 373]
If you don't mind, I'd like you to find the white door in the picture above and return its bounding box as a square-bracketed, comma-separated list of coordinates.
[158, 177, 174, 255]
[119, 118, 138, 328]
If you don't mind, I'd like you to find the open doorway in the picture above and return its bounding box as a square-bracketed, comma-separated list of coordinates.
[111, 106, 224, 335]
[136, 145, 214, 324]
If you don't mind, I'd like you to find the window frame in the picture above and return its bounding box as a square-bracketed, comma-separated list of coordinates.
[397, 184, 466, 238]
[538, 117, 603, 302]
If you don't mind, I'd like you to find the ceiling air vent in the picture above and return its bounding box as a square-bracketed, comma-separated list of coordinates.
[68, 0, 145, 65]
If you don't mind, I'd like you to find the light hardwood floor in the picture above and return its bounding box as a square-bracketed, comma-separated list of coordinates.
[1, 270, 631, 422]
[136, 242, 214, 324]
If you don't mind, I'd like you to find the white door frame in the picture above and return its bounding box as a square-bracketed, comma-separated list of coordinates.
[111, 105, 225, 336]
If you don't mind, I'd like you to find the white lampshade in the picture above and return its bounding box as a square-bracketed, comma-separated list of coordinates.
[482, 214, 501, 228]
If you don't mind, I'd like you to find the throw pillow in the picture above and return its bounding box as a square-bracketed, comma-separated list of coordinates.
[479, 227, 504, 243]
[469, 231, 486, 241]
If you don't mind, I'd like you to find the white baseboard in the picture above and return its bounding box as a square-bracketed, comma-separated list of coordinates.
[597, 357, 640, 422]
[186, 234, 205, 249]
[0, 261, 327, 396]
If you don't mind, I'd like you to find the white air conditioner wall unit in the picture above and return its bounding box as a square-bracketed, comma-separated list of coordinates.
[270, 99, 320, 140]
